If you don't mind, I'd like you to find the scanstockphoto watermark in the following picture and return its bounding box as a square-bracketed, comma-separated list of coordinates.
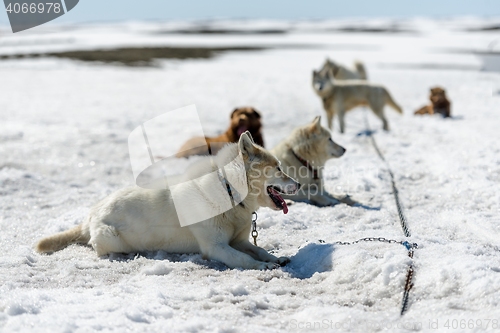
[289, 318, 500, 331]
[288, 319, 351, 330]
[287, 319, 423, 331]
[4, 0, 79, 33]
[248, 162, 386, 199]
[248, 162, 322, 197]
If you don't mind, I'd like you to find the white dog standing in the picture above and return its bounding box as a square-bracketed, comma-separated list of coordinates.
[36, 132, 300, 270]
[319, 58, 368, 80]
[312, 69, 403, 133]
[271, 116, 353, 207]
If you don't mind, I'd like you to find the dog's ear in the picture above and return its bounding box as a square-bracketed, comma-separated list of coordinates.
[310, 116, 322, 133]
[246, 130, 255, 143]
[431, 87, 445, 95]
[252, 108, 261, 119]
[313, 70, 318, 76]
[231, 108, 240, 118]
[239, 131, 256, 158]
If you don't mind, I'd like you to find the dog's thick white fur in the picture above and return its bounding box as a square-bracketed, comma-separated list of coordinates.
[271, 116, 352, 207]
[319, 58, 367, 80]
[36, 133, 300, 270]
[312, 69, 403, 133]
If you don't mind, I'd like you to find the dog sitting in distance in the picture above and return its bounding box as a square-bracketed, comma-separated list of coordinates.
[271, 116, 354, 207]
[36, 132, 301, 270]
[318, 58, 368, 80]
[176, 107, 264, 158]
[414, 87, 451, 118]
[312, 69, 403, 133]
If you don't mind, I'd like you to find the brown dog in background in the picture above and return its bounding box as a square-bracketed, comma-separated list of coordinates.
[414, 87, 451, 118]
[176, 107, 264, 158]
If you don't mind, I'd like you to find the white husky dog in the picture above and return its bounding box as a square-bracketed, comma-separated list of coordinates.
[312, 69, 403, 133]
[271, 116, 353, 207]
[319, 58, 368, 80]
[36, 132, 300, 270]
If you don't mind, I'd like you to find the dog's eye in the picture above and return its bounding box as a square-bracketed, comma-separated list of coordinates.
[329, 138, 333, 142]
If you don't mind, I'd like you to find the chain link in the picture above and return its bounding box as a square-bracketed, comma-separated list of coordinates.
[251, 212, 258, 246]
[320, 237, 418, 251]
[401, 264, 415, 315]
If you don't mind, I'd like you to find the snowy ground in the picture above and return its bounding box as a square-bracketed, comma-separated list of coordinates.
[1, 18, 500, 332]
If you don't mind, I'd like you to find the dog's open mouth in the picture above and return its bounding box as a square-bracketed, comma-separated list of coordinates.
[236, 125, 248, 137]
[267, 186, 288, 214]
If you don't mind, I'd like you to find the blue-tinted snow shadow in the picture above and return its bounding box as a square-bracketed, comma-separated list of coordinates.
[284, 243, 335, 279]
[107, 251, 230, 271]
[356, 129, 377, 137]
[349, 200, 380, 212]
[107, 244, 338, 276]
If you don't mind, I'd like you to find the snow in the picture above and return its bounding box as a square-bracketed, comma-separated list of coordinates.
[1, 18, 500, 332]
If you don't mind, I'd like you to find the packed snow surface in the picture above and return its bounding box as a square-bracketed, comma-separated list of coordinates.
[0, 18, 500, 332]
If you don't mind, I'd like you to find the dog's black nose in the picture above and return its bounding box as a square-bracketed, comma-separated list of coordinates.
[296, 182, 302, 190]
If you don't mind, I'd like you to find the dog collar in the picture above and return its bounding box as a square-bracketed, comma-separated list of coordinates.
[217, 169, 245, 208]
[291, 150, 320, 180]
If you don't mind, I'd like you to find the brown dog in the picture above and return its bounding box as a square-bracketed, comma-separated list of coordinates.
[176, 107, 264, 158]
[414, 87, 451, 118]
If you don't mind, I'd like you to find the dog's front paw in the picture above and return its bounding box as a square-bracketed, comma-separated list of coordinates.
[258, 262, 280, 270]
[276, 256, 290, 266]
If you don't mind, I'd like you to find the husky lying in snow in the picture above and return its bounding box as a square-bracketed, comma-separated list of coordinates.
[312, 69, 403, 133]
[271, 116, 354, 207]
[414, 86, 451, 118]
[37, 133, 300, 270]
[319, 58, 368, 80]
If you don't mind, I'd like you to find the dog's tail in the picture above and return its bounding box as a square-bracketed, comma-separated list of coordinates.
[385, 91, 403, 114]
[36, 224, 90, 253]
[354, 61, 367, 80]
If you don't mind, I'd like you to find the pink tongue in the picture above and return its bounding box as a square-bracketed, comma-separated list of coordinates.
[269, 187, 288, 214]
[237, 126, 248, 137]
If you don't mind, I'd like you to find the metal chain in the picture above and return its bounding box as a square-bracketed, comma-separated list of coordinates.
[401, 261, 415, 315]
[251, 212, 258, 246]
[362, 110, 416, 315]
[391, 173, 411, 238]
[363, 112, 411, 237]
[320, 236, 417, 315]
[320, 237, 418, 251]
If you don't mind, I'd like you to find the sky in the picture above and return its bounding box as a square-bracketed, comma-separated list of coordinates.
[0, 0, 499, 26]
